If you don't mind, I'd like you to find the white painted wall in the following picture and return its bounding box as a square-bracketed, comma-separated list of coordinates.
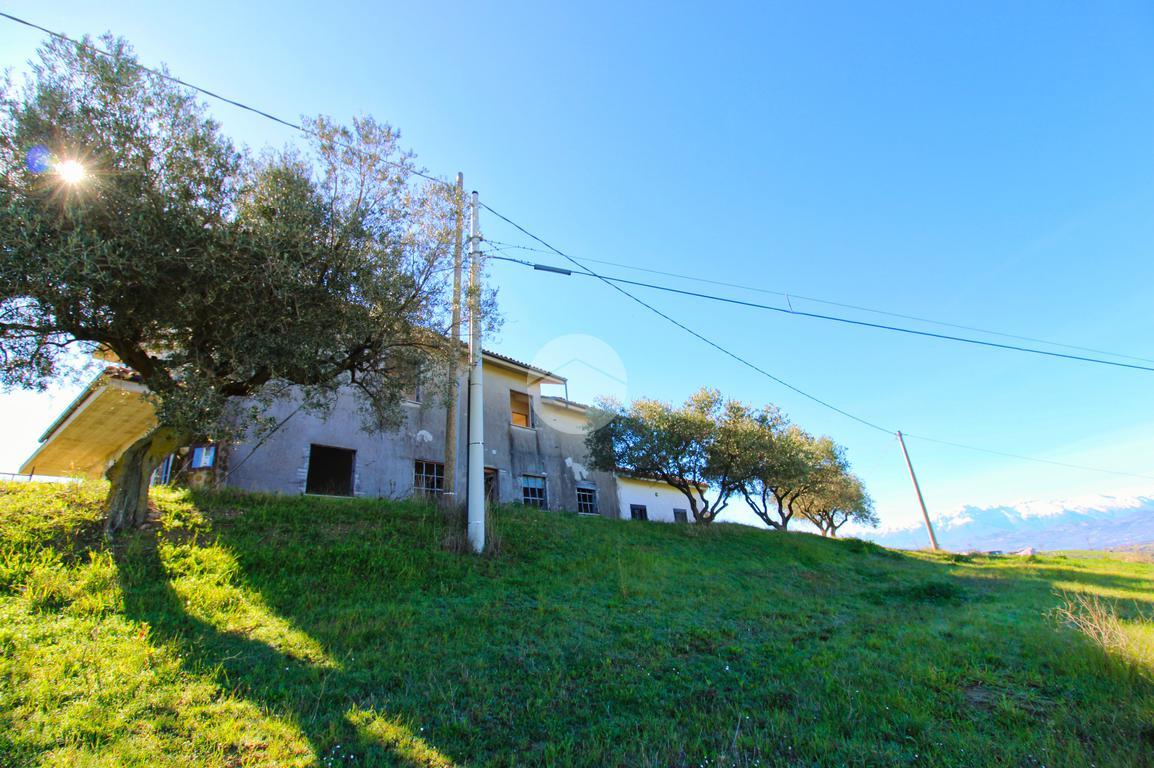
[616, 477, 692, 523]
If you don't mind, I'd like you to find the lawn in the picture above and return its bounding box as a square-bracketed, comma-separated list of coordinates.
[1, 481, 1152, 767]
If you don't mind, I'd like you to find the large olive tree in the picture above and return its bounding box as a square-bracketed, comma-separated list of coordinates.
[0, 36, 460, 533]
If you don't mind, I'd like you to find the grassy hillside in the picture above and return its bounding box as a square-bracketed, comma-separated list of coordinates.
[1, 482, 1152, 767]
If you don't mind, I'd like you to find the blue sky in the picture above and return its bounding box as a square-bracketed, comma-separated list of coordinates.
[3, 1, 1154, 530]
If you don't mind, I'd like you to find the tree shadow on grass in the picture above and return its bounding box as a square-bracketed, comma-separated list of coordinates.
[113, 529, 458, 767]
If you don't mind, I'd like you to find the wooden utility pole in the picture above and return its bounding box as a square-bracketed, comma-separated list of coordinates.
[442, 172, 464, 503]
[466, 191, 485, 553]
[897, 431, 939, 551]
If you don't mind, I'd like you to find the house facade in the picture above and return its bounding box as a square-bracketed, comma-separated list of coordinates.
[21, 351, 624, 520]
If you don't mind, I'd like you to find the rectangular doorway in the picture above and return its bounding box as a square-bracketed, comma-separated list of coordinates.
[306, 445, 355, 496]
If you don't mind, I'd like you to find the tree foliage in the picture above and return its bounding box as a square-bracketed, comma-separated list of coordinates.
[794, 470, 877, 538]
[0, 36, 463, 531]
[586, 388, 752, 523]
[588, 386, 879, 535]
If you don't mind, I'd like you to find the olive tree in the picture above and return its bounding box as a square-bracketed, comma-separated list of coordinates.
[737, 423, 817, 530]
[586, 388, 750, 524]
[0, 36, 461, 533]
[794, 470, 877, 538]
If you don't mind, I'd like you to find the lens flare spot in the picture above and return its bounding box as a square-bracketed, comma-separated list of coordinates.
[56, 159, 86, 184]
[25, 145, 51, 174]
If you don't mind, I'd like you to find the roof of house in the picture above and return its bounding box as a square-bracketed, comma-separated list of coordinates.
[481, 350, 564, 385]
[20, 367, 155, 478]
[36, 366, 140, 443]
[22, 348, 564, 477]
[539, 395, 590, 411]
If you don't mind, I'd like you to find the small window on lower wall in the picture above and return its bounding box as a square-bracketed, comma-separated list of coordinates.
[576, 487, 598, 515]
[630, 504, 648, 521]
[673, 508, 688, 523]
[413, 460, 444, 498]
[522, 475, 547, 508]
[189, 445, 216, 469]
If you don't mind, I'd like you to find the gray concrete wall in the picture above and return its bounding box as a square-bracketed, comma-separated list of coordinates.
[222, 358, 618, 517]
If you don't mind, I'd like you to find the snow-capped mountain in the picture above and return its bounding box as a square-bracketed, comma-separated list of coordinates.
[868, 493, 1154, 552]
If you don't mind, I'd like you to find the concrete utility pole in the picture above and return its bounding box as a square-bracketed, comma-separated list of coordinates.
[466, 191, 485, 554]
[443, 172, 464, 502]
[897, 431, 939, 551]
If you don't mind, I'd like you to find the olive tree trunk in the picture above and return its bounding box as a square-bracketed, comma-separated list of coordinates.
[104, 427, 182, 535]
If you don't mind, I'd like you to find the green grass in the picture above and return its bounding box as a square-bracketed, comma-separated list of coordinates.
[1, 481, 1152, 767]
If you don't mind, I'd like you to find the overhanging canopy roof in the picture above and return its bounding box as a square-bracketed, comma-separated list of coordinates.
[19, 372, 156, 478]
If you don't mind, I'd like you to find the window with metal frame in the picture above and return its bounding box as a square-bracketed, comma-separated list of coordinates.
[673, 508, 688, 523]
[630, 504, 648, 521]
[413, 460, 445, 497]
[522, 475, 547, 508]
[576, 487, 598, 515]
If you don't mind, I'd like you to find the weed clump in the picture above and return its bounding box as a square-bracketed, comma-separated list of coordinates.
[1050, 589, 1153, 670]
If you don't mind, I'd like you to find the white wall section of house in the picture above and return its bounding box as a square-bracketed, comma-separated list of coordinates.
[616, 477, 693, 523]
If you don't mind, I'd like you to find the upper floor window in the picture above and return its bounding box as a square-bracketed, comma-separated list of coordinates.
[189, 445, 216, 470]
[522, 475, 547, 508]
[510, 390, 533, 428]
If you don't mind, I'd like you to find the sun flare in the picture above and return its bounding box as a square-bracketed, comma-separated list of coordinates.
[55, 159, 86, 184]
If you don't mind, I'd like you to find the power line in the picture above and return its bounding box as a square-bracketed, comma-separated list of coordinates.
[902, 433, 1154, 483]
[485, 253, 1154, 374]
[0, 10, 453, 189]
[485, 250, 1154, 483]
[7, 11, 1148, 488]
[479, 204, 895, 434]
[11, 8, 1147, 370]
[484, 238, 1154, 366]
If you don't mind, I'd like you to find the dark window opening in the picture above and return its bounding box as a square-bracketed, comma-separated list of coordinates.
[510, 391, 533, 428]
[413, 460, 444, 497]
[630, 504, 648, 521]
[673, 508, 688, 523]
[522, 475, 547, 508]
[577, 487, 598, 515]
[484, 468, 498, 503]
[306, 445, 355, 496]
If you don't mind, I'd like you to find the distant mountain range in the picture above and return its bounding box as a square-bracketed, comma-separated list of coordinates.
[867, 494, 1154, 552]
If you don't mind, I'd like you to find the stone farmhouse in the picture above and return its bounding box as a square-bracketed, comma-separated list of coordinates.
[21, 350, 696, 523]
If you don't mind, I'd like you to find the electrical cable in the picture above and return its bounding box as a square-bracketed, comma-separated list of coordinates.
[0, 11, 454, 189]
[484, 239, 1154, 366]
[901, 433, 1154, 482]
[479, 204, 896, 434]
[485, 254, 1154, 373]
[486, 251, 1154, 482]
[7, 10, 1150, 486]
